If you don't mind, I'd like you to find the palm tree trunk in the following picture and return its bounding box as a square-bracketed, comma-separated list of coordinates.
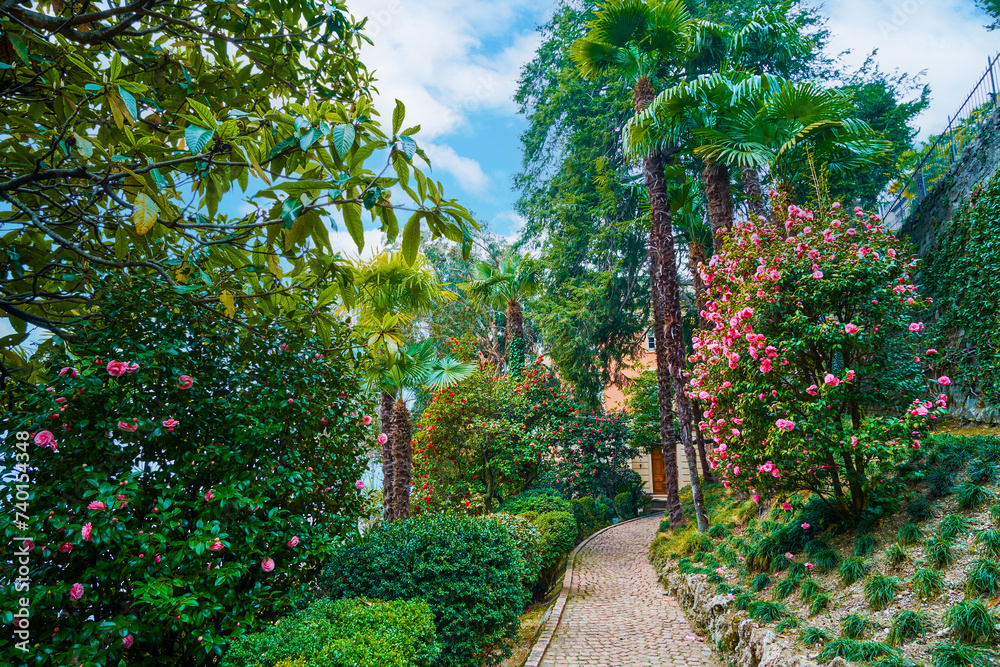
[380, 390, 395, 521]
[702, 160, 735, 244]
[506, 299, 524, 341]
[506, 300, 526, 378]
[741, 165, 767, 219]
[637, 76, 709, 533]
[389, 398, 412, 520]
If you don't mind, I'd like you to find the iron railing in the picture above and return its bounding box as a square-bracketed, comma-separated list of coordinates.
[879, 53, 1000, 230]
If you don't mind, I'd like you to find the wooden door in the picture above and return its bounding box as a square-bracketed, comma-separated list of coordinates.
[650, 448, 666, 494]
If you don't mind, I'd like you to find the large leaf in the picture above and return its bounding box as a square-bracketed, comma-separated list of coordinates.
[133, 193, 159, 235]
[280, 197, 303, 230]
[342, 202, 364, 252]
[331, 123, 356, 158]
[185, 125, 215, 154]
[401, 212, 422, 266]
[392, 99, 405, 136]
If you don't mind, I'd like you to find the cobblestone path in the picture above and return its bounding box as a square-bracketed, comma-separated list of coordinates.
[539, 514, 721, 667]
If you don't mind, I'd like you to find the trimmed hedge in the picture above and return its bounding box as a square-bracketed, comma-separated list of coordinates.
[614, 492, 636, 520]
[497, 488, 572, 515]
[487, 513, 542, 590]
[318, 513, 528, 667]
[221, 598, 439, 667]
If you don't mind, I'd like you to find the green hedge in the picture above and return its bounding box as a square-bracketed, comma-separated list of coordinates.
[533, 510, 578, 598]
[318, 513, 528, 667]
[614, 492, 636, 520]
[497, 488, 572, 515]
[221, 598, 439, 667]
[487, 513, 542, 590]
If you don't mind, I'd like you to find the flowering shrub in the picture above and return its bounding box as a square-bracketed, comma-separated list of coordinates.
[689, 199, 948, 517]
[0, 285, 371, 665]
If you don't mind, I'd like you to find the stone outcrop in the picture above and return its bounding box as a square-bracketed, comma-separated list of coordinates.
[659, 565, 822, 667]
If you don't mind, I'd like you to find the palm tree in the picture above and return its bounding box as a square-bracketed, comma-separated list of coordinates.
[350, 251, 461, 520]
[462, 250, 541, 378]
[571, 0, 709, 531]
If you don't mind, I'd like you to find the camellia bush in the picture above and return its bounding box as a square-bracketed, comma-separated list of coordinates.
[0, 282, 373, 666]
[689, 197, 948, 518]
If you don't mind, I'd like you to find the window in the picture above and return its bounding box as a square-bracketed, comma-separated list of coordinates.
[646, 331, 656, 352]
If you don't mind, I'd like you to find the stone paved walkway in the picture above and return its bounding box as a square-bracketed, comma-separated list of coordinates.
[539, 514, 721, 667]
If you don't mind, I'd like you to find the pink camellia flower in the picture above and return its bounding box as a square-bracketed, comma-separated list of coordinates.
[287, 536, 300, 548]
[926, 348, 938, 355]
[362, 415, 372, 425]
[715, 567, 725, 575]
[376, 433, 388, 445]
[805, 562, 815, 570]
[909, 322, 924, 332]
[801, 523, 811, 530]
[118, 421, 138, 433]
[69, 583, 84, 601]
[122, 634, 133, 649]
[261, 558, 275, 572]
[34, 430, 56, 449]
[812, 270, 824, 279]
[204, 489, 215, 502]
[59, 542, 73, 553]
[938, 376, 951, 386]
[776, 419, 795, 431]
[279, 343, 289, 352]
[88, 501, 106, 511]
[106, 360, 131, 377]
[845, 370, 856, 382]
[781, 502, 792, 511]
[208, 539, 224, 552]
[355, 480, 365, 490]
[287, 398, 294, 405]
[751, 494, 761, 504]
[824, 374, 840, 387]
[785, 552, 794, 560]
[177, 375, 194, 390]
[59, 367, 79, 378]
[81, 522, 93, 541]
[162, 418, 180, 432]
[806, 384, 819, 396]
[844, 323, 859, 334]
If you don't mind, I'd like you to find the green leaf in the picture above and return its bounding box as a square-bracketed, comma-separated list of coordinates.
[401, 212, 421, 266]
[342, 202, 364, 251]
[400, 135, 417, 160]
[392, 99, 405, 135]
[118, 87, 138, 122]
[8, 35, 29, 65]
[281, 198, 303, 229]
[331, 123, 356, 158]
[73, 133, 93, 158]
[185, 125, 215, 154]
[270, 180, 333, 196]
[299, 127, 321, 152]
[133, 193, 159, 235]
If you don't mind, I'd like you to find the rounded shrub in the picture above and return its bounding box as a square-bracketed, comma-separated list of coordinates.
[496, 489, 571, 515]
[488, 513, 542, 591]
[614, 492, 637, 520]
[221, 598, 439, 667]
[533, 510, 579, 598]
[318, 513, 529, 667]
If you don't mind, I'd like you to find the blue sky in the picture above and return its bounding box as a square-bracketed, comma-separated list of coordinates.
[340, 0, 998, 254]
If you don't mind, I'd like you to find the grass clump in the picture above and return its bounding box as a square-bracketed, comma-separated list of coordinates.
[865, 573, 901, 610]
[678, 532, 715, 556]
[976, 529, 1000, 558]
[911, 567, 945, 599]
[907, 496, 933, 522]
[773, 577, 797, 600]
[991, 502, 1000, 524]
[887, 610, 929, 647]
[808, 592, 831, 616]
[854, 534, 877, 557]
[799, 578, 824, 602]
[707, 524, 729, 539]
[956, 481, 993, 510]
[897, 523, 922, 545]
[885, 543, 908, 568]
[818, 638, 898, 662]
[839, 557, 870, 586]
[774, 617, 801, 634]
[944, 599, 998, 643]
[965, 558, 1000, 598]
[967, 458, 999, 485]
[930, 642, 996, 667]
[748, 601, 786, 623]
[938, 514, 971, 540]
[840, 613, 874, 639]
[800, 626, 832, 647]
[926, 537, 955, 569]
[750, 573, 773, 592]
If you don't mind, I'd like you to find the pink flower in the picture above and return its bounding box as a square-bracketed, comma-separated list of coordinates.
[208, 539, 224, 552]
[81, 522, 93, 541]
[106, 360, 132, 377]
[355, 480, 365, 490]
[909, 322, 924, 332]
[59, 542, 73, 553]
[801, 523, 811, 530]
[287, 536, 300, 548]
[824, 374, 840, 387]
[279, 343, 289, 352]
[261, 558, 275, 572]
[122, 634, 133, 649]
[715, 567, 725, 575]
[287, 398, 294, 405]
[785, 552, 794, 560]
[806, 384, 818, 396]
[177, 375, 194, 390]
[781, 502, 792, 511]
[926, 348, 938, 355]
[937, 376, 951, 386]
[162, 418, 180, 432]
[805, 562, 814, 570]
[776, 419, 795, 431]
[377, 433, 388, 445]
[117, 421, 138, 433]
[69, 583, 84, 601]
[204, 489, 215, 502]
[845, 370, 856, 381]
[844, 323, 858, 334]
[34, 430, 56, 449]
[812, 270, 824, 279]
[362, 415, 372, 425]
[59, 367, 79, 378]
[752, 494, 761, 504]
[88, 501, 106, 511]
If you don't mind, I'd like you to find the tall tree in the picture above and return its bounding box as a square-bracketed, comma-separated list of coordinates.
[572, 0, 708, 531]
[463, 250, 542, 377]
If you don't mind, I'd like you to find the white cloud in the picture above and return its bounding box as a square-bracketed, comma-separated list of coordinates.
[816, 0, 996, 139]
[423, 142, 492, 194]
[329, 229, 386, 262]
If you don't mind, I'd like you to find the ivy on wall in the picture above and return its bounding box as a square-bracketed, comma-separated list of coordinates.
[921, 169, 1000, 405]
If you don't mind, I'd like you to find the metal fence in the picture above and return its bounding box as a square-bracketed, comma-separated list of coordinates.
[879, 53, 1000, 231]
